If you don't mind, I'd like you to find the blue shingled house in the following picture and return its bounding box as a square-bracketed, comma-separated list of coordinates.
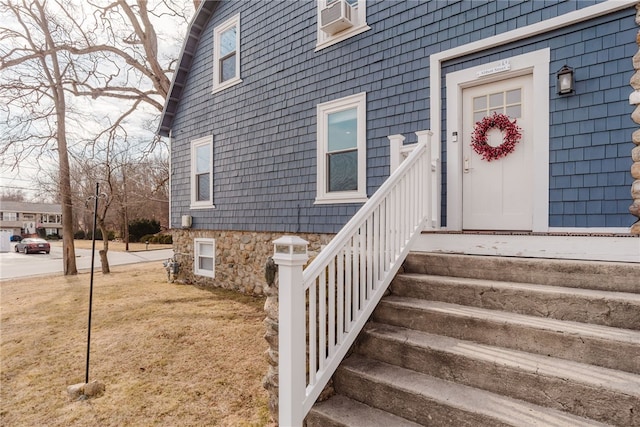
[159, 1, 640, 425]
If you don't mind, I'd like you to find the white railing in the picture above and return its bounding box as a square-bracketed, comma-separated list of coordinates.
[274, 131, 435, 426]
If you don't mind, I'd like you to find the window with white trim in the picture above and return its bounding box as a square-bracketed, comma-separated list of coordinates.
[316, 92, 367, 204]
[194, 238, 215, 278]
[213, 14, 241, 93]
[316, 0, 369, 51]
[1, 212, 17, 221]
[191, 136, 214, 209]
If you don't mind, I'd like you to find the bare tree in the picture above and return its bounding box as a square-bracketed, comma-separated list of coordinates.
[0, 0, 191, 274]
[0, 0, 80, 274]
[0, 188, 27, 202]
[62, 140, 169, 273]
[119, 155, 170, 228]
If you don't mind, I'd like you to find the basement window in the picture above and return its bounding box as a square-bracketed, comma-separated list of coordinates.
[194, 238, 215, 278]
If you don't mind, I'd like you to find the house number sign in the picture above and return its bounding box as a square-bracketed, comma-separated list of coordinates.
[476, 60, 511, 77]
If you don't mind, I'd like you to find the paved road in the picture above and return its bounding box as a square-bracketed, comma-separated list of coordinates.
[0, 243, 174, 280]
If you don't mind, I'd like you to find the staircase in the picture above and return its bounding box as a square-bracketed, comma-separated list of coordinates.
[306, 252, 640, 426]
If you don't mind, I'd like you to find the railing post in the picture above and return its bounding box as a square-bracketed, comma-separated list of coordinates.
[416, 130, 437, 229]
[388, 134, 406, 173]
[273, 236, 309, 427]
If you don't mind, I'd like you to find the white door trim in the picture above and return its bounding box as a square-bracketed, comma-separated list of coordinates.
[428, 0, 635, 231]
[446, 49, 550, 231]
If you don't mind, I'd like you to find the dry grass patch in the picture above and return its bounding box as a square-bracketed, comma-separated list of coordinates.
[1, 262, 273, 426]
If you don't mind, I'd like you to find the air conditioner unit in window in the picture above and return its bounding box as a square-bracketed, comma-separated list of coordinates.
[320, 0, 354, 35]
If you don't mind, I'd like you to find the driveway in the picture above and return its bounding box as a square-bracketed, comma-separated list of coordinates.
[0, 242, 174, 280]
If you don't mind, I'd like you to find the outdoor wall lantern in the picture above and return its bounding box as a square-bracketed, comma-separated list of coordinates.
[556, 65, 574, 95]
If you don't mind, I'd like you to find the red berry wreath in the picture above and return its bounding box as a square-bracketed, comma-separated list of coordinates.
[470, 113, 522, 162]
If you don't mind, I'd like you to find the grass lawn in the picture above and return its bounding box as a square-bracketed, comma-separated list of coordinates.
[0, 259, 273, 426]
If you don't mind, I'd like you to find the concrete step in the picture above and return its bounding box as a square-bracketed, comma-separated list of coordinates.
[391, 273, 640, 329]
[306, 395, 423, 427]
[333, 355, 609, 427]
[402, 252, 640, 293]
[374, 297, 640, 374]
[356, 322, 640, 426]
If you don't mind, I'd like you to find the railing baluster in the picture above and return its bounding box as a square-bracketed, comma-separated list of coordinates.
[382, 203, 388, 276]
[275, 136, 432, 425]
[382, 198, 389, 272]
[395, 184, 401, 257]
[352, 236, 359, 315]
[389, 190, 396, 263]
[412, 165, 418, 232]
[359, 226, 366, 307]
[344, 244, 352, 332]
[399, 176, 405, 246]
[308, 280, 317, 386]
[328, 258, 336, 357]
[319, 269, 326, 371]
[367, 216, 374, 296]
[337, 250, 344, 344]
[372, 207, 380, 289]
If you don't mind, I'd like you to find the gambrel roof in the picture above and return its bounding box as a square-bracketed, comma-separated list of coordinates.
[158, 1, 219, 137]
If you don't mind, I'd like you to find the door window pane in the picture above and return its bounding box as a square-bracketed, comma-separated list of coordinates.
[473, 96, 486, 110]
[489, 92, 503, 108]
[474, 87, 523, 119]
[506, 89, 521, 104]
[506, 105, 521, 118]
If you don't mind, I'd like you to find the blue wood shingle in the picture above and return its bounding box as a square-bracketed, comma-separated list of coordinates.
[167, 0, 636, 232]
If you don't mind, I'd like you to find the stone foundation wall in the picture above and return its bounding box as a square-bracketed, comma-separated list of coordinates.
[171, 229, 334, 296]
[262, 272, 280, 421]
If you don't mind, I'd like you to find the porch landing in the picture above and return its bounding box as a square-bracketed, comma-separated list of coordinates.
[415, 230, 640, 263]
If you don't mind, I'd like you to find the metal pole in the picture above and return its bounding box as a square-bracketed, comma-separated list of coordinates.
[85, 182, 99, 384]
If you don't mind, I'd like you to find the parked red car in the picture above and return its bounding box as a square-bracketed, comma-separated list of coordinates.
[15, 238, 50, 254]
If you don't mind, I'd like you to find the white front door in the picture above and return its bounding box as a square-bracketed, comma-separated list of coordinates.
[462, 75, 533, 230]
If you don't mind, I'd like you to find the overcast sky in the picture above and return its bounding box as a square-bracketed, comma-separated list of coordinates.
[0, 0, 192, 202]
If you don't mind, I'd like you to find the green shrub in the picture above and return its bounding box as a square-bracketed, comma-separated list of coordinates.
[128, 219, 161, 243]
